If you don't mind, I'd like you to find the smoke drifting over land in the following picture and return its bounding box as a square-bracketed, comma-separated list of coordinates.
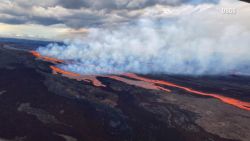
[37, 1, 250, 75]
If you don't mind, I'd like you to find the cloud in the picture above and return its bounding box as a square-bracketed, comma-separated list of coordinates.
[36, 0, 250, 75]
[0, 0, 218, 29]
[58, 0, 218, 10]
[0, 23, 79, 40]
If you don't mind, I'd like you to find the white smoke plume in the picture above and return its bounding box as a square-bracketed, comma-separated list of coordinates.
[37, 0, 250, 75]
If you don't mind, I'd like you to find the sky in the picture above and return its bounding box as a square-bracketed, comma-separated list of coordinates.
[0, 0, 248, 40]
[32, 0, 250, 75]
[0, 0, 249, 75]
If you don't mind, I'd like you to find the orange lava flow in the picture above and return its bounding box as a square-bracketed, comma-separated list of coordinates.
[123, 73, 250, 111]
[50, 66, 80, 77]
[30, 51, 64, 63]
[30, 50, 250, 111]
[107, 75, 171, 92]
[50, 65, 171, 91]
[50, 66, 105, 87]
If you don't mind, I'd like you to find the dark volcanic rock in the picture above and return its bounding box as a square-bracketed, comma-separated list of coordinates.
[0, 42, 249, 141]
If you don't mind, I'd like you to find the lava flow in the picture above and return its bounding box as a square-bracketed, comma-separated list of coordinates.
[31, 51, 105, 87]
[106, 75, 171, 92]
[123, 73, 250, 111]
[30, 51, 64, 63]
[50, 66, 80, 77]
[50, 66, 106, 87]
[50, 65, 171, 92]
[30, 51, 172, 91]
[30, 50, 250, 111]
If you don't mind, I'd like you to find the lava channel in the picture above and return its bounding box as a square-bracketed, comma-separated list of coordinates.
[30, 51, 64, 64]
[50, 66, 106, 87]
[123, 73, 250, 111]
[30, 50, 250, 111]
[51, 66, 171, 92]
[106, 75, 171, 92]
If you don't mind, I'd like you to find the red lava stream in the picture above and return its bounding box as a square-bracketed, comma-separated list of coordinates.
[30, 51, 64, 63]
[50, 66, 105, 87]
[31, 51, 250, 111]
[123, 73, 250, 111]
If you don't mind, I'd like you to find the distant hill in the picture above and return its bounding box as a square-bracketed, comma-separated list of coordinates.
[0, 37, 61, 46]
[0, 37, 63, 50]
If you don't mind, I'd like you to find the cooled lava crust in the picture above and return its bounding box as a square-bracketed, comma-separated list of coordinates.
[0, 42, 250, 141]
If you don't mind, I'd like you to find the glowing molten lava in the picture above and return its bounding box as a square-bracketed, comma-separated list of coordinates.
[50, 65, 171, 91]
[50, 66, 105, 87]
[106, 75, 171, 92]
[123, 73, 250, 111]
[30, 50, 250, 111]
[50, 66, 80, 77]
[30, 51, 64, 63]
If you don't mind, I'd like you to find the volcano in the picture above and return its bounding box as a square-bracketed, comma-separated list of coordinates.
[0, 39, 250, 141]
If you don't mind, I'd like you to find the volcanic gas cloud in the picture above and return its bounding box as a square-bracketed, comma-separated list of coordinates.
[31, 1, 250, 111]
[36, 0, 250, 76]
[31, 51, 250, 111]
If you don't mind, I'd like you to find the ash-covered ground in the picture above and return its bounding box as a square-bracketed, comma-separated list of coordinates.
[0, 39, 250, 141]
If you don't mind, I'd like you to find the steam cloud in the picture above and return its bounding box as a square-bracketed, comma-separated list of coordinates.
[37, 1, 250, 75]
